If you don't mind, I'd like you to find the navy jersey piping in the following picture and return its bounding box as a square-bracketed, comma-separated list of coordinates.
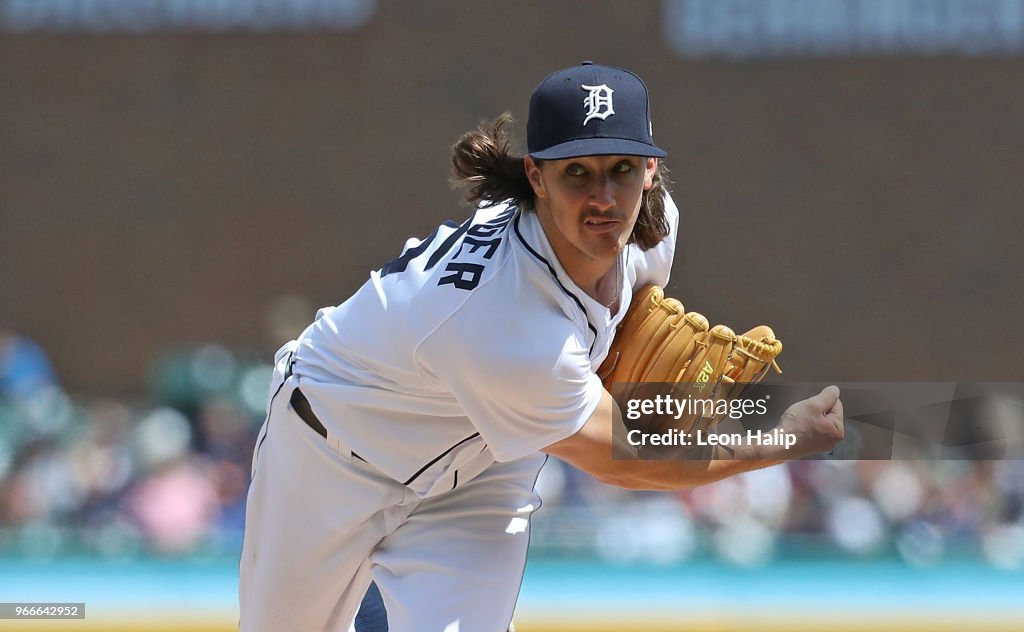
[403, 432, 481, 486]
[512, 212, 599, 355]
[252, 352, 294, 469]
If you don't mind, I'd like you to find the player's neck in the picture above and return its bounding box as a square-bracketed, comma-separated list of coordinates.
[543, 228, 620, 305]
[593, 257, 622, 313]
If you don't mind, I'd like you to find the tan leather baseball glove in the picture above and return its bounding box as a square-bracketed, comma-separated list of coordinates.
[597, 285, 783, 433]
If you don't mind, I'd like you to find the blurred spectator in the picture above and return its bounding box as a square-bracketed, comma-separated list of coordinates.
[126, 455, 220, 555]
[197, 397, 257, 544]
[0, 315, 59, 403]
[3, 341, 1024, 566]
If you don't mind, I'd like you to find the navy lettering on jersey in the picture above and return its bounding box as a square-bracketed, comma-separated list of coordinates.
[437, 208, 516, 291]
[438, 262, 485, 290]
[467, 223, 503, 238]
[379, 220, 462, 278]
[425, 221, 471, 271]
[456, 235, 501, 260]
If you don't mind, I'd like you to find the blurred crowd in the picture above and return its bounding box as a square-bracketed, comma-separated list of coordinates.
[0, 327, 270, 558]
[2, 313, 1024, 569]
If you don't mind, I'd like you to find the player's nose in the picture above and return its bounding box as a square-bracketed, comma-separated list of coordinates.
[587, 179, 615, 211]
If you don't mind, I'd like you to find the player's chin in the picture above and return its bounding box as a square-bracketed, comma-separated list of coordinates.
[579, 232, 626, 260]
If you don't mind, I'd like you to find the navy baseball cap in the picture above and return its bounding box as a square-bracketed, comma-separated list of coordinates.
[527, 61, 667, 160]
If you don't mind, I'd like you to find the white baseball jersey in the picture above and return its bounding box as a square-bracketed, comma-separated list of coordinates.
[241, 195, 679, 632]
[291, 195, 678, 498]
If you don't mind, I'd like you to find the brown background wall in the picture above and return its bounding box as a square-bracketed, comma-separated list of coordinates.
[2, 1, 1023, 394]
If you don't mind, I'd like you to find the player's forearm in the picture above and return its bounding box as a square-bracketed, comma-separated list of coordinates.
[603, 441, 784, 491]
[612, 456, 783, 491]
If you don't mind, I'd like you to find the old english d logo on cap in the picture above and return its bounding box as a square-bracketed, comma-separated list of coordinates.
[527, 61, 667, 160]
[581, 84, 615, 126]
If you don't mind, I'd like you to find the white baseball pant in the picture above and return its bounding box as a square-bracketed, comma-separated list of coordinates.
[238, 366, 545, 632]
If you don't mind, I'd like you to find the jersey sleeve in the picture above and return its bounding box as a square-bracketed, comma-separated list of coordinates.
[632, 191, 679, 288]
[416, 297, 604, 463]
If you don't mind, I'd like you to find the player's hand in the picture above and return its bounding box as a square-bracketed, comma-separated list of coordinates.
[777, 385, 845, 459]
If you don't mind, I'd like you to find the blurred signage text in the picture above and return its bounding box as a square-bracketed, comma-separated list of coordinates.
[664, 0, 1024, 58]
[0, 0, 375, 32]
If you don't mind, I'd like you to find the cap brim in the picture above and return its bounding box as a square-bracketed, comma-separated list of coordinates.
[529, 137, 667, 160]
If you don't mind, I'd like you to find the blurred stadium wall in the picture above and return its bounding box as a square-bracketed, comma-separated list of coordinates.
[3, 3, 1024, 629]
[1, 0, 1024, 395]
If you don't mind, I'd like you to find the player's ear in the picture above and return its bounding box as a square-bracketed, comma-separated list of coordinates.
[643, 157, 658, 191]
[524, 156, 547, 199]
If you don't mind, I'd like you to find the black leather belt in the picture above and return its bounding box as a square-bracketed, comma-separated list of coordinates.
[290, 387, 328, 439]
[290, 387, 364, 462]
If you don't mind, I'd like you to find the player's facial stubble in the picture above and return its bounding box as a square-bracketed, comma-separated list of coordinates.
[526, 155, 657, 275]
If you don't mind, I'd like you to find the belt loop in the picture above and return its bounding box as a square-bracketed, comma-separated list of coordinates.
[284, 351, 296, 379]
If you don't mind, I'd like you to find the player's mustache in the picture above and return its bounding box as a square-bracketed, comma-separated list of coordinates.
[582, 211, 625, 222]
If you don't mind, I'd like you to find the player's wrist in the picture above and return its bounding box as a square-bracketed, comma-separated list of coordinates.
[728, 434, 788, 464]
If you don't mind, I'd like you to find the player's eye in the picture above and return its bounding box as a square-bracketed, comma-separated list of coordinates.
[613, 161, 634, 174]
[565, 164, 587, 177]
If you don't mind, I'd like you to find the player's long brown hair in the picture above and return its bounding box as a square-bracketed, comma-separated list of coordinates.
[450, 113, 671, 251]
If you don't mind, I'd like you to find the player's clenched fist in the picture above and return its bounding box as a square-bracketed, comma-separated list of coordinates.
[778, 385, 845, 458]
